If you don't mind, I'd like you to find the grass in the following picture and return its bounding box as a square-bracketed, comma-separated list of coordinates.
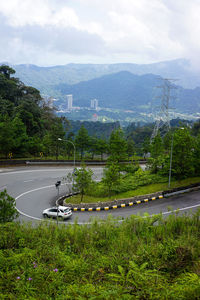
[65, 176, 200, 204]
[1, 211, 200, 299]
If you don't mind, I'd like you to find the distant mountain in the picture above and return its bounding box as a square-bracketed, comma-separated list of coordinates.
[55, 71, 200, 114]
[56, 71, 158, 110]
[4, 59, 200, 97]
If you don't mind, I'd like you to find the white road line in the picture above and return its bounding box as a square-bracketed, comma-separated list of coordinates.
[0, 169, 73, 176]
[15, 183, 200, 223]
[162, 203, 200, 215]
[0, 167, 103, 176]
[24, 180, 34, 183]
[15, 184, 55, 200]
[15, 185, 55, 221]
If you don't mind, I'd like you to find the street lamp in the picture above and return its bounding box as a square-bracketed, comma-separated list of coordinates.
[55, 180, 61, 225]
[168, 133, 174, 188]
[58, 138, 76, 169]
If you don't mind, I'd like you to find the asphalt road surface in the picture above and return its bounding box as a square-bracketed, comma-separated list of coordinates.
[1, 166, 200, 224]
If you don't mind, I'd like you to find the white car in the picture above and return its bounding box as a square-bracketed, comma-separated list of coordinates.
[42, 206, 72, 220]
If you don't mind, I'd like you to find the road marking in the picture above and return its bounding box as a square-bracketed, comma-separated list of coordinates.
[0, 169, 74, 176]
[162, 203, 200, 214]
[15, 182, 200, 224]
[15, 184, 55, 221]
[24, 180, 34, 183]
[0, 167, 104, 176]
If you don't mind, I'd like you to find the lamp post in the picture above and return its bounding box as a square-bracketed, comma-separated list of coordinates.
[168, 134, 174, 188]
[58, 138, 75, 169]
[55, 180, 61, 225]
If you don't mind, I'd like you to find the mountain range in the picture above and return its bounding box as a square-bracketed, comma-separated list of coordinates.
[55, 71, 200, 114]
[6, 58, 200, 93]
[2, 59, 200, 117]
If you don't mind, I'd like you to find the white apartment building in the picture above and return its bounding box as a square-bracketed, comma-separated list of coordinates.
[67, 94, 73, 110]
[90, 99, 98, 110]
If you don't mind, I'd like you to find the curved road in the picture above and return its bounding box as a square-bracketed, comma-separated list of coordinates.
[1, 166, 200, 224]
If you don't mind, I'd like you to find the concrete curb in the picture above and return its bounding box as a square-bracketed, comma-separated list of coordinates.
[71, 195, 164, 212]
[56, 192, 164, 212]
[56, 183, 200, 212]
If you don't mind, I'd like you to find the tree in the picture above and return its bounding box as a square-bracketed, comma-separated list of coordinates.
[171, 128, 195, 179]
[49, 118, 66, 159]
[102, 163, 120, 197]
[109, 128, 127, 163]
[95, 138, 108, 161]
[0, 116, 15, 158]
[148, 132, 165, 173]
[75, 125, 90, 160]
[72, 165, 93, 202]
[127, 137, 135, 157]
[142, 137, 151, 158]
[0, 65, 15, 79]
[0, 189, 19, 223]
[12, 115, 28, 156]
[193, 134, 200, 176]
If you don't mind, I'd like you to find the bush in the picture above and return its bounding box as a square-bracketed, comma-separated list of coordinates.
[1, 211, 200, 298]
[0, 189, 19, 223]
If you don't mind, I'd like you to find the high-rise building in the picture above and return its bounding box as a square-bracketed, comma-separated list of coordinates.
[67, 94, 73, 110]
[91, 99, 98, 110]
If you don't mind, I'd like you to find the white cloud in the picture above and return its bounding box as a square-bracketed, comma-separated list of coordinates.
[0, 0, 200, 67]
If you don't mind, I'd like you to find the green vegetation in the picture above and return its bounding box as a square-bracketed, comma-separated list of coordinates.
[0, 65, 69, 159]
[1, 212, 200, 299]
[0, 189, 18, 223]
[65, 176, 200, 204]
[63, 124, 200, 204]
[72, 165, 94, 202]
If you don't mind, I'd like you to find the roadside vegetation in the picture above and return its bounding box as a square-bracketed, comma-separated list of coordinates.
[1, 212, 200, 299]
[66, 176, 200, 204]
[64, 125, 200, 203]
[2, 65, 200, 299]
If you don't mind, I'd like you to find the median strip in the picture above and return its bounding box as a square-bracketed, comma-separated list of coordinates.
[69, 194, 164, 212]
[59, 183, 200, 212]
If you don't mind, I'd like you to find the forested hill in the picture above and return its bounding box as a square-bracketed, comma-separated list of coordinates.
[56, 71, 200, 114]
[55, 71, 158, 110]
[0, 65, 69, 158]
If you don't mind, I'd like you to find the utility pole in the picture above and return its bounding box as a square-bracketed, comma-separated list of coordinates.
[151, 78, 178, 140]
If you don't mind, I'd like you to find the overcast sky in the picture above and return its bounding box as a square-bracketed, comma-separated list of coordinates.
[0, 0, 200, 68]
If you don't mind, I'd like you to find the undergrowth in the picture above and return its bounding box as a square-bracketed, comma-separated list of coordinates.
[1, 211, 200, 299]
[66, 176, 200, 204]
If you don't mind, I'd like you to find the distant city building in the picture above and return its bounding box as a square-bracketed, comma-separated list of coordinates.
[92, 113, 98, 121]
[67, 94, 73, 110]
[90, 99, 98, 110]
[46, 96, 55, 108]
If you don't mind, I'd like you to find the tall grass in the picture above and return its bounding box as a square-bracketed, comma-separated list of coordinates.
[1, 211, 200, 299]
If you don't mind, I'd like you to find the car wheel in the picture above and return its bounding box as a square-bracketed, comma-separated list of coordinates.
[43, 214, 48, 218]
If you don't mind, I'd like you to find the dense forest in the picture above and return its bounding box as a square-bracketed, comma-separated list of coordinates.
[0, 65, 69, 158]
[1, 64, 200, 164]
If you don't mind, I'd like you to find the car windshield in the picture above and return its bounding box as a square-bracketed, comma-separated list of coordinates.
[64, 208, 70, 213]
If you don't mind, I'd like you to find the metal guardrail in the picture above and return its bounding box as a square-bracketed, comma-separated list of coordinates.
[0, 159, 147, 166]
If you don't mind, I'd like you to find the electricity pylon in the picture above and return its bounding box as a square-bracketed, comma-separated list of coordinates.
[151, 78, 178, 140]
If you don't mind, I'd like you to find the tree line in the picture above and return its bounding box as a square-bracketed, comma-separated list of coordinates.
[1, 64, 200, 172]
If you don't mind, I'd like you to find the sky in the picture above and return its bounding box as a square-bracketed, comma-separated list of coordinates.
[0, 0, 200, 67]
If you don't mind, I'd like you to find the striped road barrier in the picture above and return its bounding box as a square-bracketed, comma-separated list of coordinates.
[71, 195, 164, 212]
